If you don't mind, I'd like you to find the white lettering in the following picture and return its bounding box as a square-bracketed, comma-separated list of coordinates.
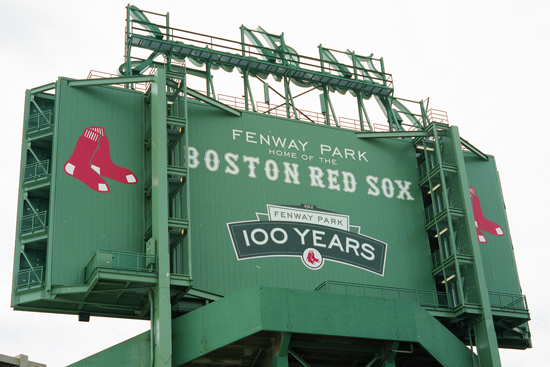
[224, 153, 239, 175]
[345, 237, 360, 256]
[205, 149, 220, 172]
[246, 131, 257, 143]
[328, 234, 344, 252]
[270, 228, 288, 244]
[382, 177, 394, 198]
[332, 147, 343, 158]
[395, 180, 414, 201]
[232, 129, 243, 140]
[188, 146, 200, 169]
[308, 166, 326, 188]
[283, 162, 300, 185]
[264, 159, 280, 181]
[366, 175, 380, 196]
[361, 243, 376, 260]
[251, 228, 268, 245]
[312, 230, 326, 248]
[293, 228, 310, 245]
[243, 155, 260, 178]
[342, 171, 357, 193]
[344, 149, 355, 160]
[326, 169, 341, 191]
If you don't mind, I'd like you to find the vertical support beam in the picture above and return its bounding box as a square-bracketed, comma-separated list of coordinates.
[284, 77, 292, 119]
[150, 67, 173, 367]
[12, 90, 31, 303]
[45, 78, 63, 294]
[382, 341, 399, 367]
[431, 125, 464, 306]
[420, 99, 429, 128]
[182, 73, 193, 280]
[320, 88, 338, 127]
[356, 92, 372, 132]
[380, 97, 398, 131]
[272, 356, 289, 367]
[243, 70, 256, 112]
[125, 5, 132, 78]
[449, 126, 501, 367]
[206, 63, 216, 99]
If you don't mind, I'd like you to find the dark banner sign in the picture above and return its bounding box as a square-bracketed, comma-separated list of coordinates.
[227, 204, 387, 275]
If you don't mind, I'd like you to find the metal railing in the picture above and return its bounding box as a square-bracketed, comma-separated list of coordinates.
[129, 17, 393, 89]
[27, 111, 52, 133]
[89, 67, 440, 134]
[417, 158, 437, 180]
[20, 211, 47, 235]
[430, 245, 454, 270]
[17, 266, 44, 290]
[315, 280, 451, 309]
[430, 250, 442, 269]
[87, 70, 153, 92]
[24, 160, 50, 182]
[427, 109, 448, 124]
[424, 205, 435, 224]
[489, 291, 529, 313]
[85, 249, 157, 283]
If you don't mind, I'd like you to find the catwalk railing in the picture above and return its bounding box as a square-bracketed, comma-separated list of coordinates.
[16, 266, 44, 290]
[87, 70, 447, 133]
[85, 249, 157, 283]
[316, 280, 530, 315]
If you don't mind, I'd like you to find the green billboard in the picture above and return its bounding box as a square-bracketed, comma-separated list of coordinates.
[184, 101, 433, 296]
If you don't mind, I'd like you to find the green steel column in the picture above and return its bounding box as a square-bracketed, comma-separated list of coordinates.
[46, 79, 63, 295]
[150, 67, 173, 367]
[125, 5, 132, 78]
[12, 90, 32, 303]
[449, 126, 501, 367]
[272, 356, 289, 367]
[431, 125, 465, 306]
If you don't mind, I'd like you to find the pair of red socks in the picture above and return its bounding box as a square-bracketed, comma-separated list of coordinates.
[64, 127, 137, 193]
[469, 187, 504, 243]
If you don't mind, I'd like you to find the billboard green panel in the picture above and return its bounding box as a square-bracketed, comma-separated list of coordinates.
[464, 153, 522, 295]
[185, 101, 433, 296]
[50, 80, 144, 286]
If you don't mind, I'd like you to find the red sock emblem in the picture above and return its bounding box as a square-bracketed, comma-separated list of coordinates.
[64, 127, 137, 192]
[469, 187, 504, 242]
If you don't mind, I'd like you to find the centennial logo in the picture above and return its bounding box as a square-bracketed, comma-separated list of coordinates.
[227, 204, 387, 275]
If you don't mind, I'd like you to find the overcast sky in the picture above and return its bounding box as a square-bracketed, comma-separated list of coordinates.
[1, 1, 548, 366]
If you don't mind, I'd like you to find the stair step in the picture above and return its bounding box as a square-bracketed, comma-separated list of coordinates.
[167, 116, 186, 128]
[167, 165, 187, 177]
[168, 218, 189, 229]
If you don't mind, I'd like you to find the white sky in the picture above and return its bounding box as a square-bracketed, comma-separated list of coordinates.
[1, 1, 548, 366]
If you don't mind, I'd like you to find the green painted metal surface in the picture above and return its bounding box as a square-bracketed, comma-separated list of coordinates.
[51, 80, 144, 286]
[183, 101, 433, 297]
[150, 67, 173, 367]
[171, 286, 478, 366]
[464, 154, 522, 295]
[68, 330, 150, 367]
[68, 287, 478, 367]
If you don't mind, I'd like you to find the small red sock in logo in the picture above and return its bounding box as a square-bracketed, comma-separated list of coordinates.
[89, 127, 138, 185]
[307, 250, 320, 264]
